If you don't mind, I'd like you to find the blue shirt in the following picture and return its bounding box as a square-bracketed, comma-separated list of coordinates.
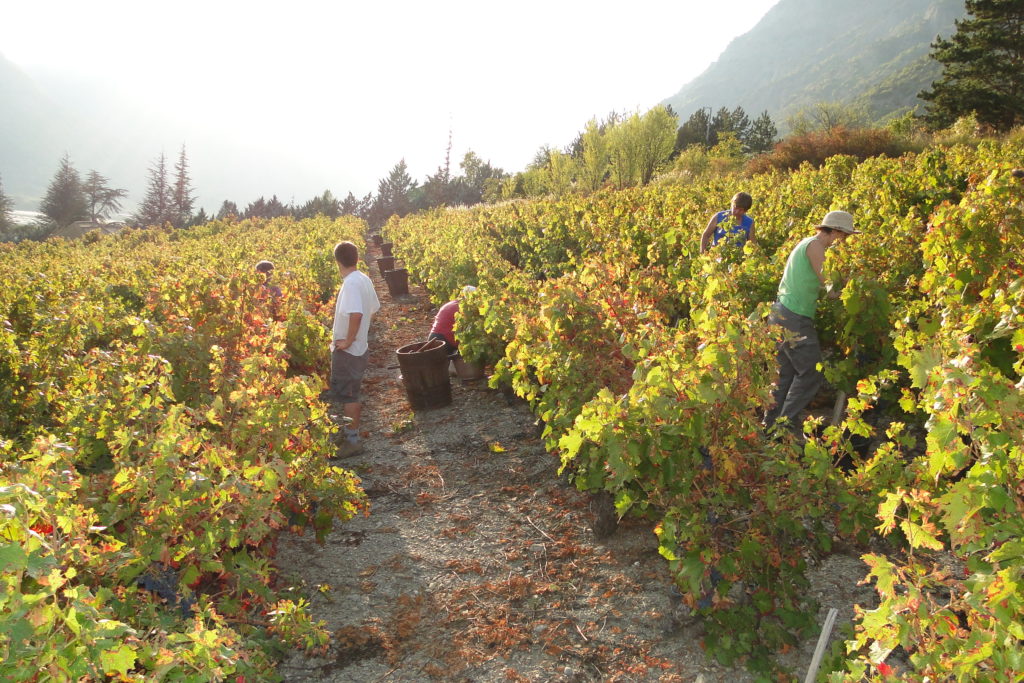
[711, 210, 754, 247]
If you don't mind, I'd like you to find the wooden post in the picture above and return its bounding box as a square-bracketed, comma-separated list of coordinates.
[804, 607, 839, 683]
[830, 391, 847, 426]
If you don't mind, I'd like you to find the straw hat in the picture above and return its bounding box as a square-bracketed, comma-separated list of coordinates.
[816, 210, 859, 234]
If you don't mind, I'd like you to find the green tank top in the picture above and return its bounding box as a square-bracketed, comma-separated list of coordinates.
[777, 236, 821, 318]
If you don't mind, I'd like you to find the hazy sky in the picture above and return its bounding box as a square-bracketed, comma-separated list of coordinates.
[3, 0, 779, 208]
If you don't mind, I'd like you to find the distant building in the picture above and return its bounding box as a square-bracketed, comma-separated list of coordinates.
[49, 220, 126, 240]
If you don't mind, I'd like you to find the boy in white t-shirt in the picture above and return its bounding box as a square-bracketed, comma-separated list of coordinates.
[329, 241, 381, 457]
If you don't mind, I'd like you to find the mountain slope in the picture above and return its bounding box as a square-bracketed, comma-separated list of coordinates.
[0, 55, 83, 207]
[663, 0, 965, 127]
[0, 55, 319, 215]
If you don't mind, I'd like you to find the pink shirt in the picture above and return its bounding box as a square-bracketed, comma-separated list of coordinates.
[430, 300, 460, 346]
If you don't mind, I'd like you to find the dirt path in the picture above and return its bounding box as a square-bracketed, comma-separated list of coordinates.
[275, 244, 876, 682]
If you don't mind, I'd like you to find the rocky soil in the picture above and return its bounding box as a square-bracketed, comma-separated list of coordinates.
[275, 245, 877, 682]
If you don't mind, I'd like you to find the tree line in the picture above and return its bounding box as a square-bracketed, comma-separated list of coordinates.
[360, 105, 777, 227]
[1, 0, 1018, 240]
[0, 146, 197, 242]
[210, 190, 372, 224]
[370, 0, 1021, 218]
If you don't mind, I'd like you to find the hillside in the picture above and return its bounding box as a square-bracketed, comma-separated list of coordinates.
[0, 54, 321, 215]
[1, 1, 968, 213]
[0, 54, 170, 211]
[663, 0, 965, 126]
[0, 54, 80, 207]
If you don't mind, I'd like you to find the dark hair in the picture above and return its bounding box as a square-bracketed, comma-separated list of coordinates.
[334, 241, 358, 267]
[254, 260, 274, 274]
[817, 227, 846, 236]
[732, 192, 753, 211]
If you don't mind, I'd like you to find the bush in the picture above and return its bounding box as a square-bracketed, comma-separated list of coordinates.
[746, 126, 906, 175]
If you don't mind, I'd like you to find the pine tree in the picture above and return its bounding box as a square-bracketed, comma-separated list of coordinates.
[920, 0, 1024, 130]
[191, 207, 209, 226]
[339, 192, 361, 216]
[676, 108, 715, 150]
[242, 195, 290, 220]
[135, 153, 173, 227]
[744, 111, 779, 154]
[243, 197, 267, 219]
[357, 193, 373, 219]
[82, 170, 128, 222]
[40, 154, 88, 228]
[171, 145, 195, 228]
[421, 130, 455, 209]
[263, 195, 288, 218]
[716, 107, 749, 140]
[368, 160, 417, 227]
[299, 190, 341, 219]
[217, 200, 239, 220]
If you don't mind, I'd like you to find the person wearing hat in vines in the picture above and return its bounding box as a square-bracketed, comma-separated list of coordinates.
[700, 192, 756, 254]
[763, 210, 860, 434]
[254, 260, 282, 299]
[428, 285, 477, 356]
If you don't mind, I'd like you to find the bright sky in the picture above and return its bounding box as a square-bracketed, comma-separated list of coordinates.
[2, 0, 779, 207]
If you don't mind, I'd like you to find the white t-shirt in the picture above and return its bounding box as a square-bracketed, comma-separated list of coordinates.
[332, 269, 380, 356]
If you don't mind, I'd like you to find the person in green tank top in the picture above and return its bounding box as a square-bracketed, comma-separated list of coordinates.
[763, 210, 860, 434]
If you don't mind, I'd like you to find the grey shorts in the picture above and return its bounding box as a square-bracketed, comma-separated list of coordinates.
[330, 349, 369, 404]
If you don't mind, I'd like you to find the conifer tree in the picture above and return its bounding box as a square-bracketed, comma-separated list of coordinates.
[745, 111, 779, 154]
[675, 108, 715, 150]
[40, 154, 88, 228]
[134, 153, 173, 227]
[171, 145, 195, 228]
[217, 200, 239, 220]
[920, 0, 1024, 130]
[242, 195, 289, 219]
[712, 106, 751, 143]
[340, 192, 361, 216]
[421, 131, 454, 209]
[82, 170, 128, 222]
[243, 197, 267, 219]
[191, 207, 209, 226]
[368, 160, 416, 226]
[298, 190, 341, 219]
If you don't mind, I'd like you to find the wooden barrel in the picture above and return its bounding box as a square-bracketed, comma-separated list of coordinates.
[384, 268, 409, 297]
[395, 339, 452, 409]
[376, 256, 396, 276]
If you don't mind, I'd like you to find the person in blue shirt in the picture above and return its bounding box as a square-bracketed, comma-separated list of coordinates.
[700, 192, 755, 254]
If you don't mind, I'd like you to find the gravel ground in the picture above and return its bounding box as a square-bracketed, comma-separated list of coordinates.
[274, 246, 877, 682]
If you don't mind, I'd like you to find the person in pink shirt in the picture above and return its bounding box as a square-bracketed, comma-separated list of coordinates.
[428, 285, 476, 355]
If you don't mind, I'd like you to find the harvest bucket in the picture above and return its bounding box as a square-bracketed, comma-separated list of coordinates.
[384, 268, 409, 297]
[396, 339, 452, 409]
[452, 355, 485, 381]
[372, 234, 384, 246]
[380, 242, 394, 257]
[376, 256, 396, 276]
